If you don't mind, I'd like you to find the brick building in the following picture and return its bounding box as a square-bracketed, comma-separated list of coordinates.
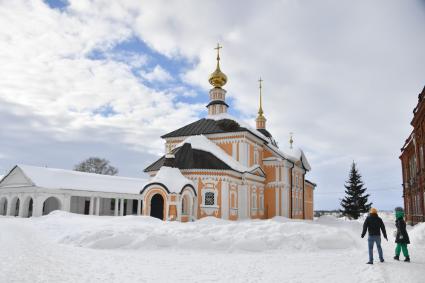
[400, 86, 425, 225]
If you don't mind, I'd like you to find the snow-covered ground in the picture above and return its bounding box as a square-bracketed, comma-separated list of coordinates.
[0, 212, 424, 283]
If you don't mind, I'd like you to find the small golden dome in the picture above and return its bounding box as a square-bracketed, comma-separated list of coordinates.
[209, 67, 227, 88]
[208, 43, 227, 88]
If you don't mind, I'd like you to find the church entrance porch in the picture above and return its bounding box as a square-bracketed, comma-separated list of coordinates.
[150, 194, 164, 220]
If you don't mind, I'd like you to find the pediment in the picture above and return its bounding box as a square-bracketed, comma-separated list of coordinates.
[248, 166, 266, 177]
[0, 166, 34, 188]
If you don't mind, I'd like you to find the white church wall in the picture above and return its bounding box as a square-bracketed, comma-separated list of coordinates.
[237, 184, 248, 219]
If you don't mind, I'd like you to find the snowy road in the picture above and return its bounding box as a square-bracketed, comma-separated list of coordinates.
[0, 213, 424, 283]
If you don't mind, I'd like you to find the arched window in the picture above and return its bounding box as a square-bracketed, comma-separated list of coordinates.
[252, 191, 257, 209]
[259, 192, 264, 210]
[182, 195, 190, 215]
[254, 150, 259, 165]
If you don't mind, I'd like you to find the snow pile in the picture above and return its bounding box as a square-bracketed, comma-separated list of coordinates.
[410, 222, 425, 246]
[33, 212, 364, 252]
[146, 166, 194, 193]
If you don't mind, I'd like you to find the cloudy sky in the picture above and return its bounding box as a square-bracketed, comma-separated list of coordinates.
[0, 0, 424, 210]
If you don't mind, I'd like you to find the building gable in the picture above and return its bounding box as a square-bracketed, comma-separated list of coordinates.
[0, 166, 34, 188]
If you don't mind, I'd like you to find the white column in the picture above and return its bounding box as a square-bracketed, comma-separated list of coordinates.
[137, 199, 141, 216]
[193, 196, 198, 220]
[18, 196, 25, 218]
[165, 197, 169, 221]
[126, 200, 132, 215]
[89, 197, 94, 215]
[114, 198, 119, 216]
[176, 196, 182, 221]
[120, 198, 124, 216]
[6, 197, 12, 216]
[33, 197, 44, 217]
[62, 195, 71, 212]
[221, 181, 229, 220]
[96, 197, 100, 216]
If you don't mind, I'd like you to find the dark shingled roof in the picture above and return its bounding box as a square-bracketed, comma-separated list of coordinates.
[144, 143, 233, 172]
[161, 118, 266, 141]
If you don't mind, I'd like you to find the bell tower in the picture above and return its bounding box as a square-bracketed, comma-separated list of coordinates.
[207, 43, 229, 115]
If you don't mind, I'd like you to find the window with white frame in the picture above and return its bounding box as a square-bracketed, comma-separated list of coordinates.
[295, 194, 298, 211]
[259, 192, 264, 210]
[254, 149, 259, 165]
[230, 190, 237, 209]
[252, 192, 257, 209]
[202, 183, 217, 207]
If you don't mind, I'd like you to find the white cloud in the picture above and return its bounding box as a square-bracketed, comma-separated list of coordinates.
[1, 0, 424, 209]
[140, 65, 173, 82]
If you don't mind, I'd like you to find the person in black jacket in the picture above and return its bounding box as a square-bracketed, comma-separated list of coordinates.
[361, 207, 388, 264]
[393, 207, 410, 262]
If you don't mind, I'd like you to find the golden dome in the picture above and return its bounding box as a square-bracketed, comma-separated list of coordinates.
[208, 43, 227, 88]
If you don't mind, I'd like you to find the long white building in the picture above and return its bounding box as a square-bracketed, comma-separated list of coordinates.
[0, 165, 145, 217]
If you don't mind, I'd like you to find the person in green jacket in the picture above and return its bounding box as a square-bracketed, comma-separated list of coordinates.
[393, 207, 410, 262]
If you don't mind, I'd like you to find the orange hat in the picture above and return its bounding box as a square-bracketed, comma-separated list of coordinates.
[370, 208, 378, 214]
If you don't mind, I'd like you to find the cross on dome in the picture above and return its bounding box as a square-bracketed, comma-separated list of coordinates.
[208, 43, 227, 88]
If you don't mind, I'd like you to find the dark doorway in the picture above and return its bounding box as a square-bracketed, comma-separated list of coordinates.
[123, 200, 127, 216]
[84, 200, 90, 215]
[28, 199, 33, 217]
[132, 199, 138, 215]
[150, 194, 164, 220]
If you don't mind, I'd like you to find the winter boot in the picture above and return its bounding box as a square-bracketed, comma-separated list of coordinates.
[393, 255, 399, 261]
[366, 261, 373, 265]
[404, 256, 410, 262]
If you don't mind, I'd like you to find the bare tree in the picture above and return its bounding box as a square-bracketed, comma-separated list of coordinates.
[74, 157, 118, 176]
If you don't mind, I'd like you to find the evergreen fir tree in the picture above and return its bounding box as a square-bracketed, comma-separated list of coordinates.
[340, 162, 372, 219]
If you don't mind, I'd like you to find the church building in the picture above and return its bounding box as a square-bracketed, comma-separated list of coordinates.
[141, 44, 315, 221]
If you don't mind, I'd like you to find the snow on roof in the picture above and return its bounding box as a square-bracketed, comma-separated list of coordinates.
[206, 113, 269, 141]
[14, 165, 147, 194]
[146, 166, 194, 193]
[282, 146, 311, 171]
[177, 135, 250, 173]
[207, 113, 311, 171]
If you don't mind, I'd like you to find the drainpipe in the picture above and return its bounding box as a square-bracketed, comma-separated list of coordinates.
[289, 162, 294, 219]
[302, 171, 305, 220]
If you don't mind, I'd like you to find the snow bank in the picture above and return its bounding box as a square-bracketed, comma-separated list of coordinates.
[33, 212, 365, 253]
[410, 222, 425, 246]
